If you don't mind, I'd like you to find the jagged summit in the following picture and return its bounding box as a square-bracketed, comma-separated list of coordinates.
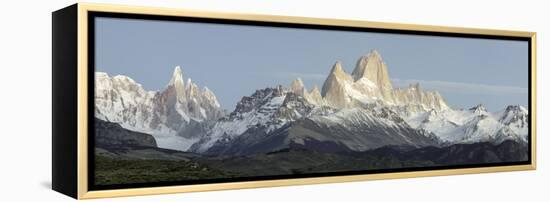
[290, 77, 305, 88]
[310, 85, 321, 95]
[95, 65, 225, 151]
[328, 61, 349, 79]
[408, 83, 421, 90]
[96, 52, 528, 155]
[469, 104, 488, 115]
[290, 78, 307, 96]
[321, 61, 352, 107]
[352, 50, 385, 80]
[352, 50, 394, 103]
[504, 105, 527, 113]
[331, 61, 344, 72]
[166, 66, 186, 102]
[168, 66, 184, 86]
[497, 105, 528, 139]
[305, 84, 324, 105]
[393, 82, 449, 111]
[311, 51, 448, 110]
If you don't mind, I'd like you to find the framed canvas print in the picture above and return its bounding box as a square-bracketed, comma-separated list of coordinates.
[52, 3, 536, 199]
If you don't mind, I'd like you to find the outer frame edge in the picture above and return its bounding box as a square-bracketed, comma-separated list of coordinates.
[80, 165, 534, 199]
[74, 3, 537, 199]
[77, 3, 90, 200]
[52, 3, 79, 199]
[77, 2, 535, 37]
[530, 32, 537, 170]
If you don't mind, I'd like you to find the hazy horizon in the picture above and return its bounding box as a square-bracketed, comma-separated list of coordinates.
[95, 17, 529, 112]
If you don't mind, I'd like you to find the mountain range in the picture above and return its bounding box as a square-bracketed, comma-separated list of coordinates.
[95, 50, 529, 154]
[95, 66, 225, 150]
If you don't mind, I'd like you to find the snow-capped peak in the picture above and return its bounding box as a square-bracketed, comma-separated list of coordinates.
[96, 72, 109, 78]
[504, 105, 528, 114]
[469, 104, 488, 115]
[168, 66, 184, 86]
[201, 86, 221, 108]
[311, 52, 449, 111]
[95, 65, 226, 151]
[498, 105, 528, 125]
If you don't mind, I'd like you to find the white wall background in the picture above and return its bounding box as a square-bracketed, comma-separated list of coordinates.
[0, 0, 546, 201]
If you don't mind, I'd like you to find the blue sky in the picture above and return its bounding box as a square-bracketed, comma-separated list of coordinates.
[95, 17, 529, 112]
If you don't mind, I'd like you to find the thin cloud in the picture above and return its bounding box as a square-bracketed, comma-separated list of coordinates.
[287, 72, 327, 80]
[392, 78, 527, 95]
[270, 72, 327, 80]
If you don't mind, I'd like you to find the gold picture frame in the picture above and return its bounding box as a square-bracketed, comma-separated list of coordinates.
[52, 3, 536, 199]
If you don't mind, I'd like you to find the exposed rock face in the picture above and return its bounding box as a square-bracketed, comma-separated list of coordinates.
[319, 50, 449, 111]
[321, 61, 353, 108]
[230, 85, 286, 116]
[155, 66, 225, 125]
[306, 85, 324, 105]
[168, 66, 186, 101]
[193, 49, 527, 155]
[497, 105, 528, 141]
[95, 72, 159, 131]
[187, 76, 444, 155]
[189, 86, 320, 153]
[96, 50, 528, 155]
[95, 66, 225, 151]
[289, 78, 307, 96]
[469, 104, 488, 116]
[197, 105, 440, 156]
[393, 83, 450, 112]
[499, 105, 528, 124]
[289, 78, 325, 106]
[352, 50, 395, 103]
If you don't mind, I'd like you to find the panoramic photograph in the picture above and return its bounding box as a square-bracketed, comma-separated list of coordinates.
[93, 16, 529, 186]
